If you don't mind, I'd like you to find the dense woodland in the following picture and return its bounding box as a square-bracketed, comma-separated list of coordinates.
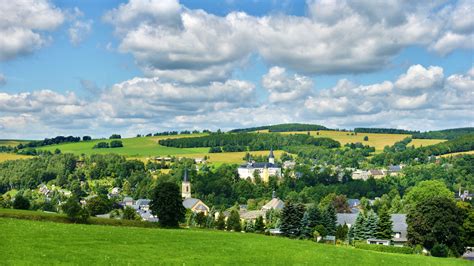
[354, 127, 474, 140]
[230, 123, 328, 133]
[158, 133, 341, 151]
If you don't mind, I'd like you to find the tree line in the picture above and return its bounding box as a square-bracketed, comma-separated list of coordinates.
[229, 123, 328, 133]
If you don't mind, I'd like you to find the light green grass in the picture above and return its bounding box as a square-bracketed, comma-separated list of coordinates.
[410, 139, 446, 148]
[1, 217, 467, 265]
[0, 139, 30, 146]
[38, 135, 209, 157]
[0, 153, 31, 162]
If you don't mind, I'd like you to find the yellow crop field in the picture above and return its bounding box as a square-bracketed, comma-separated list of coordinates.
[0, 153, 31, 162]
[440, 150, 474, 157]
[410, 139, 445, 148]
[279, 130, 410, 151]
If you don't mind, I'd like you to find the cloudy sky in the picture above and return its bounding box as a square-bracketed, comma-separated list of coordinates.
[0, 0, 473, 139]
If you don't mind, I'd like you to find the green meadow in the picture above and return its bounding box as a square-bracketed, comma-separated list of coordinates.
[1, 217, 468, 265]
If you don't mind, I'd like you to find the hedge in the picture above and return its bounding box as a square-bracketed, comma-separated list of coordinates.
[354, 242, 414, 254]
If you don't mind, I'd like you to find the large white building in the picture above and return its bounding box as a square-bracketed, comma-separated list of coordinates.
[237, 149, 281, 182]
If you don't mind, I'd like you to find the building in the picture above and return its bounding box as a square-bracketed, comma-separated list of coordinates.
[239, 191, 285, 222]
[388, 165, 404, 176]
[457, 187, 473, 202]
[351, 170, 370, 181]
[368, 169, 386, 179]
[182, 169, 192, 199]
[181, 169, 210, 214]
[261, 191, 285, 211]
[367, 239, 390, 245]
[237, 149, 281, 182]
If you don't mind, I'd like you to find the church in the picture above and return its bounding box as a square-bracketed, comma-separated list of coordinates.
[237, 149, 281, 183]
[181, 169, 210, 215]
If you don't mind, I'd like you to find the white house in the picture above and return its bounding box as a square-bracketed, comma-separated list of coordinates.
[238, 149, 281, 183]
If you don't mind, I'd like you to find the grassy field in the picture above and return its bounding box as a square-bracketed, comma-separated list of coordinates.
[38, 135, 209, 157]
[410, 139, 446, 148]
[1, 217, 467, 265]
[0, 139, 30, 146]
[0, 153, 31, 163]
[440, 150, 474, 157]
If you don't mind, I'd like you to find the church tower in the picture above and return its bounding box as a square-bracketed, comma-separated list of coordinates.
[182, 168, 191, 199]
[268, 148, 275, 165]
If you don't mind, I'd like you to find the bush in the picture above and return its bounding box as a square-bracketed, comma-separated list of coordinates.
[354, 243, 414, 254]
[110, 140, 123, 148]
[122, 206, 139, 220]
[431, 243, 449, 257]
[109, 134, 121, 139]
[363, 136, 369, 141]
[13, 195, 30, 210]
[93, 142, 109, 149]
[62, 197, 89, 223]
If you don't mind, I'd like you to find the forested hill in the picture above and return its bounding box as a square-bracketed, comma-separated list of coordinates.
[354, 127, 474, 139]
[229, 123, 328, 133]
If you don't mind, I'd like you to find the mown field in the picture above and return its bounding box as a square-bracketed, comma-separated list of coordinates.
[0, 153, 31, 163]
[1, 217, 467, 266]
[440, 150, 474, 157]
[279, 130, 445, 152]
[0, 139, 30, 146]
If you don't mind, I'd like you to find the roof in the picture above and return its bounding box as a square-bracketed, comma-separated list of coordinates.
[262, 198, 285, 211]
[348, 199, 360, 207]
[240, 210, 265, 220]
[238, 162, 280, 169]
[183, 168, 189, 182]
[389, 165, 402, 172]
[135, 199, 151, 206]
[369, 169, 385, 175]
[268, 148, 274, 158]
[182, 198, 200, 209]
[337, 213, 357, 226]
[123, 196, 134, 202]
[336, 213, 407, 238]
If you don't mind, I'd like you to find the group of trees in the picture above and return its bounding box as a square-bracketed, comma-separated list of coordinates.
[348, 209, 392, 241]
[93, 140, 123, 149]
[280, 202, 337, 240]
[159, 133, 341, 151]
[230, 123, 328, 133]
[18, 136, 81, 149]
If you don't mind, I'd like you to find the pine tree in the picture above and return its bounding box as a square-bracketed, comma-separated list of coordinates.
[376, 207, 393, 239]
[307, 205, 321, 228]
[300, 211, 313, 239]
[216, 211, 226, 230]
[353, 212, 366, 240]
[226, 209, 242, 232]
[322, 205, 337, 236]
[361, 211, 378, 239]
[245, 220, 255, 232]
[280, 201, 305, 238]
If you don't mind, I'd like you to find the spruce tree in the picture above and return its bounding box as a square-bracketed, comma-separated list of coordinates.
[361, 211, 378, 239]
[376, 207, 393, 239]
[216, 211, 226, 230]
[307, 205, 321, 228]
[254, 216, 265, 233]
[280, 201, 305, 238]
[226, 209, 242, 232]
[322, 205, 337, 236]
[353, 212, 366, 240]
[300, 211, 313, 239]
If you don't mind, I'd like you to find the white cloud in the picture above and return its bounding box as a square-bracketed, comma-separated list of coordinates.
[68, 19, 93, 45]
[395, 65, 444, 92]
[0, 0, 64, 61]
[262, 66, 313, 103]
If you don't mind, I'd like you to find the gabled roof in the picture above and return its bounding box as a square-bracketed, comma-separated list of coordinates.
[183, 198, 203, 209]
[262, 198, 285, 211]
[238, 162, 280, 168]
[135, 199, 151, 206]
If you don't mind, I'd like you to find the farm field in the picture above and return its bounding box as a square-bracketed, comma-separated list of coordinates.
[410, 139, 446, 148]
[1, 217, 467, 266]
[440, 150, 474, 157]
[0, 153, 31, 163]
[0, 139, 30, 146]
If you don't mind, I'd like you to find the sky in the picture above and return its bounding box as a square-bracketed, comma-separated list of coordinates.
[0, 0, 473, 139]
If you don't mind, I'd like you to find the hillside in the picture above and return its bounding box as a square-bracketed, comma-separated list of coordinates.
[1, 218, 467, 265]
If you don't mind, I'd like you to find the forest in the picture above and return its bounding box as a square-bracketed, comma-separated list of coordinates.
[229, 123, 328, 133]
[158, 132, 341, 151]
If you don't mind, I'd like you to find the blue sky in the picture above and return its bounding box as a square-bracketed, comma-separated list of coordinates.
[0, 0, 473, 139]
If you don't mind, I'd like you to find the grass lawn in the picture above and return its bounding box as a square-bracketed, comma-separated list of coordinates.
[1, 217, 468, 265]
[440, 150, 474, 157]
[0, 153, 31, 163]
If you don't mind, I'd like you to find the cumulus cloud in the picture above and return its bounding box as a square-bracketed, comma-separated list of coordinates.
[395, 65, 444, 92]
[103, 0, 473, 83]
[262, 66, 313, 103]
[68, 19, 93, 45]
[0, 0, 65, 61]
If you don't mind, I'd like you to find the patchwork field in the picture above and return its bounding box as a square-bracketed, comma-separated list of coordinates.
[1, 217, 467, 265]
[0, 153, 31, 163]
[410, 139, 446, 148]
[0, 139, 30, 146]
[440, 150, 474, 157]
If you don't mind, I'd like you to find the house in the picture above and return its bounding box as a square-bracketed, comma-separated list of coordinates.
[457, 187, 473, 202]
[368, 169, 386, 179]
[282, 160, 296, 169]
[181, 169, 210, 214]
[388, 165, 404, 176]
[137, 210, 158, 222]
[108, 187, 121, 199]
[239, 191, 284, 222]
[122, 196, 134, 206]
[133, 199, 151, 211]
[351, 170, 370, 181]
[367, 239, 390, 245]
[194, 158, 205, 164]
[39, 184, 51, 196]
[336, 213, 408, 245]
[237, 149, 281, 182]
[261, 191, 285, 211]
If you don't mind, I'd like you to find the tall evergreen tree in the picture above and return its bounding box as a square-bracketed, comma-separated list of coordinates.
[322, 205, 337, 235]
[280, 201, 305, 238]
[300, 211, 313, 239]
[353, 212, 366, 240]
[254, 216, 265, 233]
[226, 209, 242, 232]
[376, 207, 393, 239]
[215, 211, 226, 230]
[307, 205, 321, 228]
[363, 211, 378, 239]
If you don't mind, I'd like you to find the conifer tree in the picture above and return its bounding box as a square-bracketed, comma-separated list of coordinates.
[353, 212, 366, 240]
[280, 201, 305, 237]
[300, 211, 313, 239]
[376, 207, 393, 239]
[216, 211, 226, 230]
[361, 211, 378, 239]
[226, 209, 241, 232]
[307, 205, 321, 228]
[254, 216, 265, 233]
[322, 205, 337, 235]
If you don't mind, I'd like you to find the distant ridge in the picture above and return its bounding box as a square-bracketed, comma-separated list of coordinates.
[229, 123, 328, 133]
[355, 127, 474, 140]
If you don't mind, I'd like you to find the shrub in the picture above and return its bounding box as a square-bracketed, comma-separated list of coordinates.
[431, 243, 449, 257]
[363, 136, 369, 141]
[109, 134, 121, 139]
[122, 206, 139, 220]
[110, 140, 123, 148]
[13, 195, 30, 210]
[354, 243, 414, 254]
[62, 197, 89, 223]
[93, 142, 109, 149]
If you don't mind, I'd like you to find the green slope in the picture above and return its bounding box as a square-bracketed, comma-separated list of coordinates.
[37, 135, 209, 157]
[1, 218, 467, 265]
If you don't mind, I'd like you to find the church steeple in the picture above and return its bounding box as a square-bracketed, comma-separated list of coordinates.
[268, 148, 275, 164]
[182, 168, 191, 199]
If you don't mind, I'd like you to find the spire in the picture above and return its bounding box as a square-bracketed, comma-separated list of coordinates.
[183, 168, 189, 182]
[269, 148, 274, 158]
